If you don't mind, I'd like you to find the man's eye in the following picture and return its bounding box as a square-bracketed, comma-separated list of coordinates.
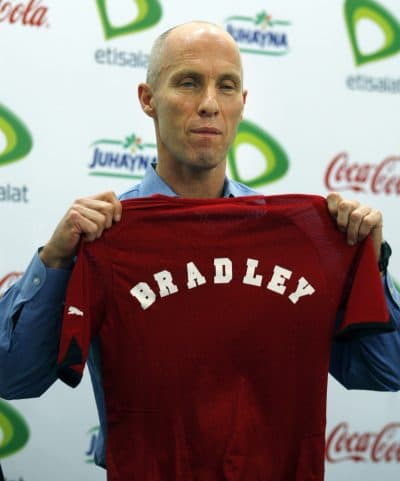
[221, 83, 236, 91]
[180, 80, 196, 87]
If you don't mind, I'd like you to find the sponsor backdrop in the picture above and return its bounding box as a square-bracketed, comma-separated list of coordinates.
[1, 0, 399, 480]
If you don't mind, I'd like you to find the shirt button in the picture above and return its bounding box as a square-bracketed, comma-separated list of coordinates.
[32, 276, 41, 286]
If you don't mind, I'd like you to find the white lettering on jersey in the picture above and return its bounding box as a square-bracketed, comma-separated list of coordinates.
[129, 258, 316, 309]
[267, 265, 292, 295]
[153, 270, 179, 297]
[130, 282, 156, 310]
[187, 262, 207, 289]
[214, 258, 233, 284]
[68, 306, 84, 316]
[242, 258, 263, 286]
[288, 277, 315, 304]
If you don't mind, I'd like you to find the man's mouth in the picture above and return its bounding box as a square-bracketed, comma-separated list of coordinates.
[190, 127, 222, 135]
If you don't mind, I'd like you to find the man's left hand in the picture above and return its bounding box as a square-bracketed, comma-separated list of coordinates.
[326, 192, 383, 261]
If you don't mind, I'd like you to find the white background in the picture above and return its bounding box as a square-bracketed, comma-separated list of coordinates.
[1, 0, 399, 480]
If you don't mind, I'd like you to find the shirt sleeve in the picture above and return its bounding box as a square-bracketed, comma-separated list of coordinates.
[329, 271, 400, 391]
[57, 241, 107, 388]
[0, 251, 71, 399]
[335, 236, 394, 338]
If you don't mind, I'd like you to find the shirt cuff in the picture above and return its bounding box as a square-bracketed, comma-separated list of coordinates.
[18, 249, 73, 304]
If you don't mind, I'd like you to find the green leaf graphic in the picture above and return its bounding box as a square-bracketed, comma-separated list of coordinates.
[0, 400, 29, 459]
[0, 104, 32, 167]
[96, 0, 162, 40]
[344, 0, 400, 65]
[228, 119, 289, 188]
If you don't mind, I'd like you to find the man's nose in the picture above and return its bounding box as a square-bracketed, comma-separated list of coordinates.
[197, 87, 219, 116]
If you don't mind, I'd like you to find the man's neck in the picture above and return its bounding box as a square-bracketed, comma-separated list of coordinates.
[155, 162, 226, 199]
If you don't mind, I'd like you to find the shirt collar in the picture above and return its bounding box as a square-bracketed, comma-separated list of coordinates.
[139, 163, 238, 198]
[138, 164, 178, 197]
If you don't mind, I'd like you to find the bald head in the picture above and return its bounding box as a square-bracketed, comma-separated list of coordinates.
[146, 21, 243, 88]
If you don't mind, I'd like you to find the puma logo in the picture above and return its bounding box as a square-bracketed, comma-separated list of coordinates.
[68, 306, 84, 317]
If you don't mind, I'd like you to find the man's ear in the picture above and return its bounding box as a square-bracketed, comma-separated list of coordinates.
[240, 89, 248, 120]
[138, 83, 156, 118]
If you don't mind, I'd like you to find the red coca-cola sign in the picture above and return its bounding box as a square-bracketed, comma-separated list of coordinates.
[324, 152, 400, 195]
[0, 271, 23, 298]
[0, 0, 49, 27]
[326, 422, 400, 463]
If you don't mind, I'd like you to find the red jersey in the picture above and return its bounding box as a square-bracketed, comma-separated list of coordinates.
[57, 194, 391, 481]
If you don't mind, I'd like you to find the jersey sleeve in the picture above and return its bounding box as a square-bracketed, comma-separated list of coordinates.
[335, 236, 394, 338]
[57, 241, 107, 387]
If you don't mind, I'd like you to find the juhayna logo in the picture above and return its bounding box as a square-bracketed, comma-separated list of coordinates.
[224, 10, 291, 56]
[0, 104, 32, 168]
[0, 400, 29, 459]
[344, 0, 400, 65]
[89, 132, 157, 179]
[96, 0, 162, 40]
[228, 119, 289, 188]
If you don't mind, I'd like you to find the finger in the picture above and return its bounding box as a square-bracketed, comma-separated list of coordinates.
[336, 199, 360, 234]
[346, 206, 373, 245]
[72, 198, 114, 228]
[82, 228, 104, 242]
[357, 209, 383, 239]
[326, 192, 342, 217]
[361, 210, 384, 260]
[88, 191, 122, 222]
[67, 208, 106, 241]
[74, 198, 116, 229]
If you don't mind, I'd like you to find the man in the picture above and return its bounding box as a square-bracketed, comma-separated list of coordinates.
[1, 21, 399, 479]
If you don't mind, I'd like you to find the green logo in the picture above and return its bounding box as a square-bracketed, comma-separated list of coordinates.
[0, 400, 30, 459]
[344, 0, 400, 65]
[96, 0, 162, 40]
[228, 119, 289, 188]
[0, 104, 33, 167]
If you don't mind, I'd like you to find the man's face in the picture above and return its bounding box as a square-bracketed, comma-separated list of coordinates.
[148, 25, 247, 172]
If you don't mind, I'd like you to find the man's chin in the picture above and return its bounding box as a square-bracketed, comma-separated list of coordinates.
[193, 152, 226, 169]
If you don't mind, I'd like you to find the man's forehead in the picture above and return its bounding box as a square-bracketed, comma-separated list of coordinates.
[166, 25, 239, 58]
[167, 22, 235, 46]
[160, 27, 242, 78]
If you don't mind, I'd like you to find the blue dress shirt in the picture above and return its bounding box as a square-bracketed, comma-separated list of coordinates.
[1, 164, 400, 467]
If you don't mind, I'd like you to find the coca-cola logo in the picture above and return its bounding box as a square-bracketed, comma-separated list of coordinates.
[0, 272, 23, 298]
[325, 152, 400, 196]
[326, 422, 400, 463]
[0, 0, 49, 27]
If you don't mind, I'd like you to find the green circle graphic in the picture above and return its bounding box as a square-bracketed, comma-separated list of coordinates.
[228, 119, 289, 188]
[0, 104, 33, 167]
[96, 0, 162, 39]
[344, 0, 400, 65]
[0, 400, 30, 459]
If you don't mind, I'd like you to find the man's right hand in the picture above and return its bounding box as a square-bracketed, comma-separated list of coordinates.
[40, 191, 122, 269]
